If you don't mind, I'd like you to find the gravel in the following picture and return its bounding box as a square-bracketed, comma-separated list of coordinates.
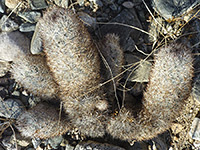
[0, 15, 19, 32]
[0, 98, 25, 119]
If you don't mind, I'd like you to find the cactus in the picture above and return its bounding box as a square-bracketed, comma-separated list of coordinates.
[11, 54, 58, 99]
[106, 43, 193, 141]
[0, 31, 58, 99]
[9, 7, 193, 142]
[16, 102, 70, 139]
[100, 33, 124, 81]
[34, 7, 109, 137]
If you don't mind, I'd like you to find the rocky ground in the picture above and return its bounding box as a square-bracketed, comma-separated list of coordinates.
[0, 0, 200, 150]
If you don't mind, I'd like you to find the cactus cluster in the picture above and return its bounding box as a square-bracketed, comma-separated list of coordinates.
[0, 7, 194, 142]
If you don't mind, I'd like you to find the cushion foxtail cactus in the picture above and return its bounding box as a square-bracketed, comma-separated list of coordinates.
[0, 7, 194, 142]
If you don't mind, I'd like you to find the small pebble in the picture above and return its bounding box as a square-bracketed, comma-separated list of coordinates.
[11, 90, 20, 97]
[0, 77, 10, 86]
[117, 0, 124, 4]
[0, 15, 19, 32]
[104, 8, 110, 14]
[0, 0, 5, 13]
[77, 0, 84, 6]
[102, 0, 115, 5]
[122, 1, 134, 8]
[65, 144, 74, 150]
[123, 37, 135, 52]
[27, 148, 35, 150]
[193, 142, 200, 149]
[90, 0, 103, 7]
[109, 3, 118, 11]
[48, 136, 63, 149]
[5, 0, 21, 9]
[189, 117, 200, 141]
[30, 23, 43, 54]
[193, 74, 200, 102]
[129, 60, 152, 82]
[19, 23, 36, 32]
[0, 86, 8, 99]
[74, 141, 125, 150]
[124, 53, 140, 67]
[8, 83, 16, 94]
[78, 12, 97, 28]
[18, 11, 41, 23]
[27, 96, 41, 107]
[0, 98, 25, 119]
[2, 135, 19, 150]
[32, 138, 42, 149]
[152, 0, 200, 20]
[29, 0, 48, 10]
[54, 0, 69, 8]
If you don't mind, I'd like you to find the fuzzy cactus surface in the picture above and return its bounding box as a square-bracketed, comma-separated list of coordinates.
[2, 7, 193, 141]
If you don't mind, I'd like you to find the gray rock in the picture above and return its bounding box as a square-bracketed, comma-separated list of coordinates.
[74, 141, 125, 150]
[109, 3, 118, 11]
[30, 23, 43, 54]
[78, 12, 97, 28]
[117, 0, 124, 4]
[123, 37, 135, 52]
[90, 0, 103, 7]
[152, 0, 200, 20]
[19, 23, 36, 32]
[18, 11, 41, 23]
[27, 96, 41, 107]
[189, 117, 200, 141]
[124, 53, 142, 66]
[122, 1, 134, 8]
[192, 74, 200, 102]
[32, 138, 42, 149]
[128, 141, 149, 150]
[131, 82, 146, 96]
[192, 20, 200, 48]
[54, 0, 69, 8]
[65, 144, 74, 150]
[0, 98, 25, 119]
[48, 136, 63, 149]
[0, 77, 10, 86]
[102, 0, 115, 5]
[11, 90, 20, 97]
[6, 133, 30, 147]
[98, 9, 142, 51]
[5, 0, 21, 10]
[193, 142, 200, 149]
[2, 135, 20, 150]
[129, 60, 152, 82]
[77, 0, 84, 6]
[0, 15, 19, 32]
[0, 0, 5, 13]
[0, 31, 30, 61]
[0, 86, 8, 99]
[153, 137, 169, 150]
[29, 0, 48, 10]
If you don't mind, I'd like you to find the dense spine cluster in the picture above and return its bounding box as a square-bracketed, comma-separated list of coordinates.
[0, 7, 194, 141]
[11, 54, 58, 99]
[16, 102, 70, 139]
[107, 43, 193, 141]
